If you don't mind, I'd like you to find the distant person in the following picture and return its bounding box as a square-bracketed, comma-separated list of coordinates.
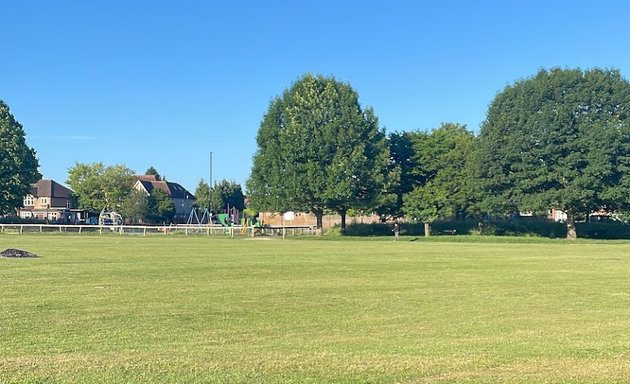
[393, 221, 400, 241]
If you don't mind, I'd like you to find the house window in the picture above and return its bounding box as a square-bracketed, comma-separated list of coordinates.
[40, 197, 48, 206]
[23, 195, 34, 206]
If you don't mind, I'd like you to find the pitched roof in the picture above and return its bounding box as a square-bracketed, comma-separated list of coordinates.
[135, 178, 195, 200]
[30, 179, 73, 198]
[137, 175, 158, 182]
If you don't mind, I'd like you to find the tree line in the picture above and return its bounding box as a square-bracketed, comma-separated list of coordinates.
[247, 69, 630, 239]
[4, 68, 630, 238]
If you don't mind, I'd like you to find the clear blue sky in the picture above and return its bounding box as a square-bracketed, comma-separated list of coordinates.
[4, 1, 630, 193]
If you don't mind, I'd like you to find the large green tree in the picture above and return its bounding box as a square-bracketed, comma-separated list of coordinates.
[375, 131, 422, 219]
[211, 179, 245, 213]
[119, 189, 149, 224]
[475, 68, 630, 239]
[247, 74, 390, 230]
[403, 123, 476, 236]
[0, 100, 40, 215]
[145, 166, 162, 181]
[193, 179, 212, 212]
[66, 162, 135, 214]
[147, 188, 175, 224]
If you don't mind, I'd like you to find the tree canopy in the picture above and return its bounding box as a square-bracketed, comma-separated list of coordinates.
[66, 162, 135, 214]
[193, 179, 212, 212]
[475, 68, 630, 239]
[212, 179, 245, 213]
[145, 166, 162, 181]
[146, 188, 175, 223]
[0, 100, 40, 215]
[247, 74, 390, 229]
[403, 123, 476, 235]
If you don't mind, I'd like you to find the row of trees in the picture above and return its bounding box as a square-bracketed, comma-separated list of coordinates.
[247, 69, 630, 239]
[4, 68, 630, 238]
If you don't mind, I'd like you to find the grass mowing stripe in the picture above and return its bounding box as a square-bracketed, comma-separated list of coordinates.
[1, 235, 630, 383]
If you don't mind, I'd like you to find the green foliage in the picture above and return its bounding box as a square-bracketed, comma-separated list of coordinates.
[344, 219, 630, 239]
[247, 74, 391, 229]
[147, 188, 175, 223]
[193, 179, 212, 211]
[144, 166, 162, 181]
[0, 100, 40, 215]
[475, 68, 630, 238]
[66, 162, 135, 214]
[211, 179, 245, 213]
[243, 207, 258, 218]
[119, 189, 149, 224]
[323, 225, 342, 236]
[403, 123, 476, 225]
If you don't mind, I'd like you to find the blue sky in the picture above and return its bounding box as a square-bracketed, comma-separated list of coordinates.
[4, 1, 630, 192]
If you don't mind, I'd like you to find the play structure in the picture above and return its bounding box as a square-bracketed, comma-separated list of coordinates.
[98, 208, 123, 226]
[185, 207, 260, 229]
[186, 208, 212, 225]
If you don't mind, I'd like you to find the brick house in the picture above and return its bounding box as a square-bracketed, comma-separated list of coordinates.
[17, 179, 87, 223]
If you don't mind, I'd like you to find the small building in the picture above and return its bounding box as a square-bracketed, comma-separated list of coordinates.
[17, 179, 87, 223]
[133, 175, 196, 223]
[258, 211, 381, 229]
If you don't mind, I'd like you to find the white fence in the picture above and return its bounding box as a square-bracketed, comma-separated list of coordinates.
[0, 224, 318, 238]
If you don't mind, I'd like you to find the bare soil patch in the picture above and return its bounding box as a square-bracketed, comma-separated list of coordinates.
[0, 248, 39, 258]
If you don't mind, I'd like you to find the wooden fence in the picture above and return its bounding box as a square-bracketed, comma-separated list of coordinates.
[0, 224, 317, 238]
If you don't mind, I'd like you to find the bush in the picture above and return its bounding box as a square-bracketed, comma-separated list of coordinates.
[0, 216, 46, 224]
[577, 221, 630, 239]
[344, 218, 630, 239]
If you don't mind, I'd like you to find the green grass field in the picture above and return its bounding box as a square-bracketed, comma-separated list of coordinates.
[2, 234, 630, 383]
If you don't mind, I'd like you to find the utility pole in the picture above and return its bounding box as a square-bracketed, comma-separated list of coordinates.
[209, 151, 213, 187]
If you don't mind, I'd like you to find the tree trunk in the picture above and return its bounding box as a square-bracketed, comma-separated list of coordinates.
[339, 208, 347, 233]
[424, 222, 431, 237]
[314, 208, 324, 235]
[566, 210, 577, 240]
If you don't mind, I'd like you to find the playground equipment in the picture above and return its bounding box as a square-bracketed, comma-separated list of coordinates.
[99, 208, 123, 226]
[186, 208, 211, 225]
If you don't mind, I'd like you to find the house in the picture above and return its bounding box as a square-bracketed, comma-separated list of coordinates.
[133, 175, 196, 223]
[18, 179, 87, 223]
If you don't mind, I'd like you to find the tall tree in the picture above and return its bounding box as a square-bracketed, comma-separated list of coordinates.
[403, 123, 476, 236]
[375, 131, 421, 219]
[193, 179, 212, 212]
[475, 68, 630, 239]
[66, 162, 135, 214]
[147, 188, 175, 224]
[212, 179, 245, 212]
[247, 74, 390, 230]
[247, 96, 296, 215]
[119, 189, 149, 224]
[145, 166, 162, 181]
[0, 100, 40, 215]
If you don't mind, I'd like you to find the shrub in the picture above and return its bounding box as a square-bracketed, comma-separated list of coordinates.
[343, 218, 630, 239]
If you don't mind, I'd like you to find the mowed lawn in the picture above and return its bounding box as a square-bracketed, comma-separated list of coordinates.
[1, 235, 630, 383]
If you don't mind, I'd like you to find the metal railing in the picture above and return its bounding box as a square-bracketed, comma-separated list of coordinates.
[0, 223, 318, 237]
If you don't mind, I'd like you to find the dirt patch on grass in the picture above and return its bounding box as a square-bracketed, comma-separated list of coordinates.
[0, 248, 39, 258]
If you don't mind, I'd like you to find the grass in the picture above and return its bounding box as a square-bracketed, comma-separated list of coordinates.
[1, 234, 630, 383]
